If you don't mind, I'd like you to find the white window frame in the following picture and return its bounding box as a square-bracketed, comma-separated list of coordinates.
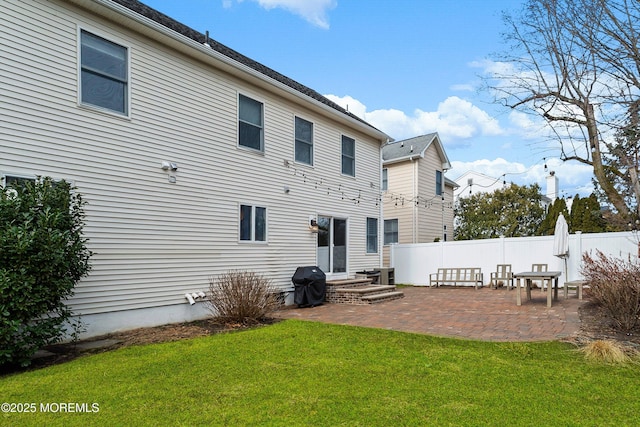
[294, 116, 314, 166]
[239, 204, 267, 243]
[341, 135, 355, 177]
[238, 93, 264, 152]
[78, 27, 131, 117]
[2, 173, 36, 188]
[384, 219, 399, 245]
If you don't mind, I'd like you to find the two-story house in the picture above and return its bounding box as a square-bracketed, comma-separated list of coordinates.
[1, 0, 391, 337]
[381, 133, 456, 264]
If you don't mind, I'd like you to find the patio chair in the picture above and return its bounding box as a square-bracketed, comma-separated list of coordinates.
[490, 264, 514, 290]
[531, 263, 548, 291]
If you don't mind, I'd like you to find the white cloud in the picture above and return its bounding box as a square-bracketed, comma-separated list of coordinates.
[325, 94, 504, 143]
[325, 91, 596, 197]
[450, 83, 475, 92]
[228, 0, 337, 29]
[325, 94, 367, 118]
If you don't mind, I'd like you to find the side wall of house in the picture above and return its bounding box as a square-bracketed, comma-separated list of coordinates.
[415, 144, 454, 242]
[383, 161, 416, 244]
[382, 160, 415, 265]
[0, 0, 383, 335]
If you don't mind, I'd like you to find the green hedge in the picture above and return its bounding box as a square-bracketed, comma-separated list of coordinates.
[0, 177, 92, 367]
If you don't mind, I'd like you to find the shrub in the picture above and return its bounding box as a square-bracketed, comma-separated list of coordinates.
[581, 251, 640, 332]
[579, 340, 633, 364]
[0, 177, 92, 367]
[205, 271, 281, 325]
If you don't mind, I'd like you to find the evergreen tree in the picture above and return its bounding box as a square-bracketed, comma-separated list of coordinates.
[454, 183, 545, 240]
[571, 193, 606, 233]
[538, 197, 569, 235]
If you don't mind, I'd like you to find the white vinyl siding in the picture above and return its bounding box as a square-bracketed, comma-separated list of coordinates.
[383, 161, 415, 245]
[417, 145, 453, 243]
[1, 0, 384, 319]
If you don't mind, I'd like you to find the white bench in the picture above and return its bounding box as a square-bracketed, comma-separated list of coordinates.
[429, 268, 484, 290]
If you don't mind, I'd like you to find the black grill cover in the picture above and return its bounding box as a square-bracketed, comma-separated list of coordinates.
[292, 266, 326, 307]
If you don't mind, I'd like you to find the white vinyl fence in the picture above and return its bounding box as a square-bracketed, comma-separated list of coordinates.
[389, 231, 638, 287]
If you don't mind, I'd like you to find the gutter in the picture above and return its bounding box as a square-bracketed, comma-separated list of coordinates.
[382, 153, 425, 166]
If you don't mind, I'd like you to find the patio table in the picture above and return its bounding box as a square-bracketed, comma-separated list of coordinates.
[514, 271, 562, 308]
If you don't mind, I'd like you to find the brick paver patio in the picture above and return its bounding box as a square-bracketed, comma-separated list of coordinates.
[275, 285, 586, 342]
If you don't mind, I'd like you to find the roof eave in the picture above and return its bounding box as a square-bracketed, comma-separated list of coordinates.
[69, 0, 391, 143]
[382, 153, 425, 165]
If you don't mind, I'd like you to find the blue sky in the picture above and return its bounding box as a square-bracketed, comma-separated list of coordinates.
[141, 0, 595, 198]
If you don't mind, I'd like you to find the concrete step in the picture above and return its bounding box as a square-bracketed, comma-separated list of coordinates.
[326, 278, 373, 287]
[361, 291, 405, 304]
[335, 285, 396, 295]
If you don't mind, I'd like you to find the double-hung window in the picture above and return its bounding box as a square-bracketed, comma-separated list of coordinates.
[238, 94, 264, 151]
[436, 170, 443, 196]
[240, 204, 267, 242]
[382, 168, 388, 191]
[384, 219, 399, 245]
[366, 217, 378, 253]
[295, 117, 313, 165]
[341, 135, 355, 176]
[80, 30, 128, 115]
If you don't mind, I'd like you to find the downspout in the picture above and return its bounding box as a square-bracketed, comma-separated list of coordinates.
[379, 141, 385, 268]
[413, 157, 418, 243]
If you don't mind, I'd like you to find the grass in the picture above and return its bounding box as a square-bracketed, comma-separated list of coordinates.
[1, 320, 639, 426]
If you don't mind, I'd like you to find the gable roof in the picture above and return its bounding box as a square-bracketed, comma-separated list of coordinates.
[382, 133, 451, 169]
[73, 0, 390, 142]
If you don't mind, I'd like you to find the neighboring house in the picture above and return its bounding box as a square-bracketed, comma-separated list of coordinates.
[454, 170, 557, 211]
[381, 133, 456, 265]
[453, 171, 505, 200]
[1, 0, 391, 337]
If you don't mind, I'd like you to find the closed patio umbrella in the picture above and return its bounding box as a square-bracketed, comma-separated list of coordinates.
[553, 213, 569, 280]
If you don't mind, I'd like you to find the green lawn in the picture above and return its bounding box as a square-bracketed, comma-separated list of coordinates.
[1, 320, 638, 426]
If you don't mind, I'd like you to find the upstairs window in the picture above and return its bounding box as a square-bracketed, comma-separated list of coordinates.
[295, 117, 313, 165]
[436, 170, 443, 196]
[80, 30, 128, 115]
[240, 204, 267, 242]
[341, 135, 355, 176]
[382, 168, 388, 191]
[238, 94, 264, 151]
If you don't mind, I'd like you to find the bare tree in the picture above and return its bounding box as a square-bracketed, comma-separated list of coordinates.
[487, 0, 640, 221]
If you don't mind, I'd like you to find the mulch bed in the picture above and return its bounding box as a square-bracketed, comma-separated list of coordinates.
[568, 301, 640, 351]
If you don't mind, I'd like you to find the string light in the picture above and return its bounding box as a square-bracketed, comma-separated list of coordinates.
[284, 162, 458, 212]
